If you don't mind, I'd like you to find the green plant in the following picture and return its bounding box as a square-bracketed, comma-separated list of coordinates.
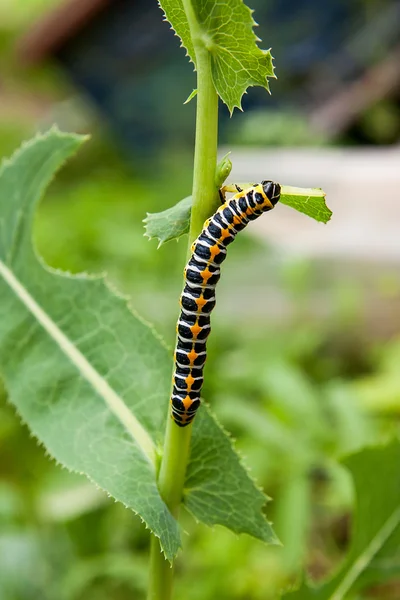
[2, 2, 400, 600]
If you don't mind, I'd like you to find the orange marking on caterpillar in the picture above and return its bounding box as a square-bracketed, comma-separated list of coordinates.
[201, 268, 213, 284]
[185, 374, 195, 390]
[190, 322, 202, 338]
[187, 348, 198, 365]
[209, 245, 221, 261]
[233, 215, 242, 226]
[183, 395, 193, 409]
[195, 296, 207, 310]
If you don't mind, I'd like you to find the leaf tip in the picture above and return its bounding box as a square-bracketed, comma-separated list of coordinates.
[184, 88, 198, 105]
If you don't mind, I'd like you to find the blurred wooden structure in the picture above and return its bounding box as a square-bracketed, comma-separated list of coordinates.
[228, 146, 400, 262]
[310, 45, 400, 137]
[17, 0, 110, 65]
[216, 145, 400, 339]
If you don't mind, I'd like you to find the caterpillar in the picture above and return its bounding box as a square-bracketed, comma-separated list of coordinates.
[171, 180, 281, 427]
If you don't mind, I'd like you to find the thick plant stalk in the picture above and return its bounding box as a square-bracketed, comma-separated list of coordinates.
[147, 2, 219, 599]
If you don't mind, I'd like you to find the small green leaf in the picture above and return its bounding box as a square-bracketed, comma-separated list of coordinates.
[158, 0, 275, 112]
[285, 441, 400, 599]
[215, 152, 232, 188]
[0, 130, 277, 558]
[280, 186, 331, 224]
[143, 195, 192, 247]
[184, 89, 198, 104]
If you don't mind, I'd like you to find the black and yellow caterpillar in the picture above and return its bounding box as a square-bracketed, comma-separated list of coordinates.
[171, 180, 281, 426]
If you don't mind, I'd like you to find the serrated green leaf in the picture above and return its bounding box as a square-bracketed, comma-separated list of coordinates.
[285, 441, 400, 599]
[187, 406, 279, 545]
[144, 183, 330, 246]
[0, 128, 181, 560]
[144, 195, 192, 247]
[280, 186, 331, 224]
[0, 129, 277, 559]
[158, 0, 275, 112]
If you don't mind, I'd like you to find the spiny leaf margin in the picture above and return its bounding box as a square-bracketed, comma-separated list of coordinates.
[143, 195, 192, 247]
[0, 127, 182, 560]
[187, 403, 280, 545]
[158, 0, 275, 112]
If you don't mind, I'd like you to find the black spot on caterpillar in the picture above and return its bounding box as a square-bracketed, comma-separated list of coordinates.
[171, 180, 281, 426]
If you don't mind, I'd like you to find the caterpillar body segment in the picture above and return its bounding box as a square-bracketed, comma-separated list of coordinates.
[171, 180, 281, 426]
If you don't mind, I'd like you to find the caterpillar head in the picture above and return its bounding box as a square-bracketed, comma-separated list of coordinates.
[262, 180, 281, 206]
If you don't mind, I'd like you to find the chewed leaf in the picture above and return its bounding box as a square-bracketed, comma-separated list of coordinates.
[144, 195, 192, 247]
[158, 0, 275, 112]
[145, 183, 330, 246]
[0, 130, 277, 557]
[280, 186, 332, 224]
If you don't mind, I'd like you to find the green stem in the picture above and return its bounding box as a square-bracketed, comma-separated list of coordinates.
[188, 55, 220, 243]
[148, 535, 173, 600]
[147, 421, 192, 600]
[147, 2, 219, 599]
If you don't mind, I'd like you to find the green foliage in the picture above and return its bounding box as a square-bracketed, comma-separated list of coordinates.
[230, 110, 329, 147]
[144, 184, 330, 247]
[0, 128, 180, 559]
[144, 195, 192, 247]
[158, 0, 275, 112]
[2, 1, 397, 598]
[286, 441, 400, 599]
[1, 147, 399, 597]
[186, 408, 278, 544]
[0, 129, 277, 561]
[355, 337, 400, 414]
[143, 152, 232, 247]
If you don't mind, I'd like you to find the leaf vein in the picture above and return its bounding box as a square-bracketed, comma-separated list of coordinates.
[0, 259, 156, 465]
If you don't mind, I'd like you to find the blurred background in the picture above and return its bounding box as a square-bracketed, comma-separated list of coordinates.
[1, 0, 400, 598]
